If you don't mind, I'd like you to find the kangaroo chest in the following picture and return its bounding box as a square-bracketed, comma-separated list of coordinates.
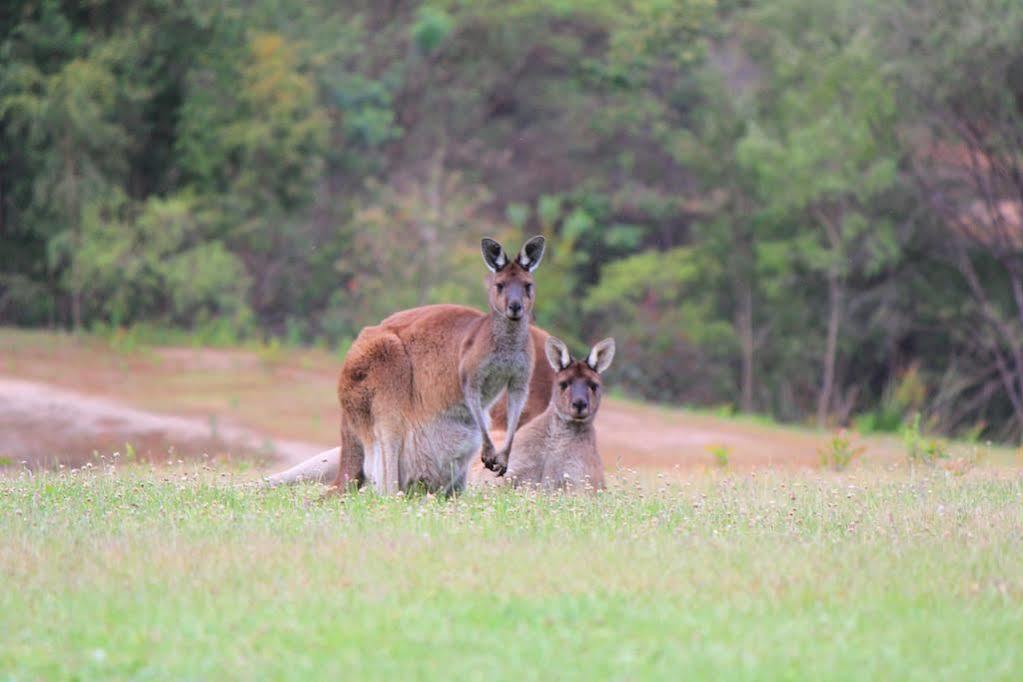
[478, 348, 531, 405]
[507, 415, 601, 490]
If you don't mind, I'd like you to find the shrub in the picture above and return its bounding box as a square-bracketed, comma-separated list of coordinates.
[854, 364, 926, 434]
[901, 413, 949, 466]
[707, 444, 730, 468]
[942, 444, 988, 477]
[818, 429, 864, 471]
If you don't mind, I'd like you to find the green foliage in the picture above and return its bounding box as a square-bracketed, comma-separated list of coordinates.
[74, 194, 252, 328]
[325, 168, 495, 339]
[818, 430, 865, 471]
[855, 366, 927, 435]
[585, 247, 735, 402]
[92, 318, 249, 350]
[1, 0, 1023, 440]
[708, 444, 730, 468]
[412, 6, 454, 54]
[901, 414, 950, 466]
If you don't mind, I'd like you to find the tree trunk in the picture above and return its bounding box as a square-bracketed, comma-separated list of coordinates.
[64, 130, 82, 332]
[817, 271, 842, 428]
[956, 249, 1023, 440]
[737, 282, 755, 413]
[1006, 263, 1023, 439]
[71, 289, 82, 332]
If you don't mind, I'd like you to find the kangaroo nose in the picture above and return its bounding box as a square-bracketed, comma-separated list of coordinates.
[572, 399, 588, 413]
[509, 301, 523, 315]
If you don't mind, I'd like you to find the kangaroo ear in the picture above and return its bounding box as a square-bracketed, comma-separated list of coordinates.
[587, 338, 615, 374]
[517, 235, 546, 272]
[481, 238, 509, 272]
[545, 336, 571, 371]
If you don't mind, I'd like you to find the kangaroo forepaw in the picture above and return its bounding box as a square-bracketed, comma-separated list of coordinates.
[483, 458, 507, 476]
[482, 446, 509, 475]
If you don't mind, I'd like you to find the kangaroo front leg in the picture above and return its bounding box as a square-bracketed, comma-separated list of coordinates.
[493, 381, 527, 476]
[464, 374, 499, 473]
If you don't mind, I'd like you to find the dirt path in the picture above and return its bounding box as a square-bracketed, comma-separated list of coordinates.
[594, 401, 840, 470]
[1, 330, 916, 472]
[0, 377, 328, 468]
[0, 372, 903, 472]
[0, 371, 830, 472]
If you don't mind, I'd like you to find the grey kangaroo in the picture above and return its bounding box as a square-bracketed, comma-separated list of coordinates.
[503, 336, 615, 492]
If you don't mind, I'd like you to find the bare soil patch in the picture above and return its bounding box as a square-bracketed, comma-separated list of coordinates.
[0, 328, 920, 473]
[0, 378, 325, 469]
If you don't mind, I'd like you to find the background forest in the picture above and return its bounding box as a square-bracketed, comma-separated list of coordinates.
[3, 0, 1023, 441]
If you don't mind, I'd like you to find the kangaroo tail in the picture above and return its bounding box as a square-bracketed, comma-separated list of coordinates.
[264, 446, 341, 487]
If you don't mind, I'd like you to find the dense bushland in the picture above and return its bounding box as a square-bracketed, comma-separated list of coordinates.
[3, 0, 1023, 439]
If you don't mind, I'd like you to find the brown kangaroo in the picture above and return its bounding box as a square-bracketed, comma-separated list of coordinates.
[504, 336, 615, 492]
[264, 323, 556, 488]
[328, 236, 546, 494]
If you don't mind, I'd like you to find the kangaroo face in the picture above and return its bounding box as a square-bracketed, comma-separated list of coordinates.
[488, 263, 534, 321]
[544, 336, 616, 424]
[481, 236, 545, 321]
[553, 362, 603, 423]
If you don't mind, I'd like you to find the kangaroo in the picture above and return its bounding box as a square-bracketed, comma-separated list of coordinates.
[325, 236, 546, 495]
[504, 336, 615, 492]
[264, 323, 556, 488]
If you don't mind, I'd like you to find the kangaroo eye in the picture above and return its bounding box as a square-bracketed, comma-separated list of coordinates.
[559, 381, 569, 390]
[588, 381, 599, 391]
[496, 283, 505, 293]
[525, 283, 533, 295]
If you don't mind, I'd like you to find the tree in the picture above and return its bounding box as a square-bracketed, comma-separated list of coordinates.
[2, 53, 127, 328]
[72, 194, 250, 329]
[584, 247, 735, 403]
[176, 29, 332, 331]
[325, 161, 497, 339]
[880, 0, 1023, 439]
[736, 0, 903, 426]
[674, 57, 765, 412]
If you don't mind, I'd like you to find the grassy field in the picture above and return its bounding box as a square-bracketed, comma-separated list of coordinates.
[3, 327, 1023, 679]
[3, 465, 1022, 680]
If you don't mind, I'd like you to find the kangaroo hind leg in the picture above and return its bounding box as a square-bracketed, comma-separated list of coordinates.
[334, 414, 365, 492]
[378, 429, 404, 494]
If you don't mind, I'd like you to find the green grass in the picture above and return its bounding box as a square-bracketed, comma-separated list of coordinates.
[2, 466, 1022, 680]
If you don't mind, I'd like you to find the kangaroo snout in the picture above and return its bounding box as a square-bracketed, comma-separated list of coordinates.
[507, 300, 523, 319]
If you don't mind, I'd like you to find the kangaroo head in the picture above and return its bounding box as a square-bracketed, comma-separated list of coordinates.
[544, 336, 615, 423]
[481, 236, 545, 322]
